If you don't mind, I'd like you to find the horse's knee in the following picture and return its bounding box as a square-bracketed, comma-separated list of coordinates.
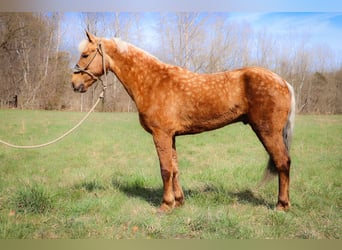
[161, 168, 172, 181]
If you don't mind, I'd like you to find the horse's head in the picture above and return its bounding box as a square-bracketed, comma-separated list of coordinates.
[71, 31, 106, 93]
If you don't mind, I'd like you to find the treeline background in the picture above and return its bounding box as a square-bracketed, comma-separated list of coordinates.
[0, 13, 341, 113]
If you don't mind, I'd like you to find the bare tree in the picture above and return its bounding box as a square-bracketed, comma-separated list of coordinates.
[0, 13, 70, 110]
[204, 18, 253, 72]
[159, 12, 208, 72]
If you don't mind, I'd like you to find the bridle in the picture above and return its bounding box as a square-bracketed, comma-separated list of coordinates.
[73, 40, 108, 93]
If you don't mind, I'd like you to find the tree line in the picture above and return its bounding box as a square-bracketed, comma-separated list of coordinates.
[0, 12, 341, 113]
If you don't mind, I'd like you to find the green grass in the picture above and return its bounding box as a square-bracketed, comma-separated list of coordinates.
[11, 184, 53, 214]
[0, 110, 341, 239]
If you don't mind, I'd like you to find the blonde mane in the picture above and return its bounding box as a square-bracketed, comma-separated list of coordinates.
[112, 37, 160, 62]
[112, 38, 129, 53]
[78, 39, 89, 53]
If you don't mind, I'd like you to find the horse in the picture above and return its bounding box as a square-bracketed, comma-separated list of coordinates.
[72, 31, 295, 212]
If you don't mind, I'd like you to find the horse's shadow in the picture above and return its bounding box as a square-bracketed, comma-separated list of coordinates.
[111, 178, 273, 209]
[228, 189, 274, 208]
[111, 178, 163, 207]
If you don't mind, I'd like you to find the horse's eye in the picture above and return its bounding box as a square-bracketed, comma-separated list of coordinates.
[82, 54, 88, 58]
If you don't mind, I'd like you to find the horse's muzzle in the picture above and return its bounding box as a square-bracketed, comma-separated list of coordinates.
[72, 83, 86, 93]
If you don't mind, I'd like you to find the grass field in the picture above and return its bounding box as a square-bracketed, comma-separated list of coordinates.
[0, 110, 341, 239]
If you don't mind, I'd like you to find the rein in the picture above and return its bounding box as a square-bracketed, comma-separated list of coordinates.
[0, 41, 109, 149]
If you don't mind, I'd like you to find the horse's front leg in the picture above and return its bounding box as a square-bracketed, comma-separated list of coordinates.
[153, 131, 175, 212]
[172, 137, 184, 207]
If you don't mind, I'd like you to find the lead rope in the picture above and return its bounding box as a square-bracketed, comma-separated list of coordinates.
[0, 42, 108, 149]
[0, 93, 104, 149]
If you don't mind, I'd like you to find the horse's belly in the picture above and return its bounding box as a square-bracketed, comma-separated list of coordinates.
[177, 106, 246, 135]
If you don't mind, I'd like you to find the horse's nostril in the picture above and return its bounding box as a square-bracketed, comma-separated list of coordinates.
[79, 84, 85, 92]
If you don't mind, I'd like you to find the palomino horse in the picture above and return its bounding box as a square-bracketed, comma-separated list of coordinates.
[72, 31, 295, 212]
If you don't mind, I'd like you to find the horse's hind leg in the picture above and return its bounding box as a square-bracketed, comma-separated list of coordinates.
[252, 127, 291, 210]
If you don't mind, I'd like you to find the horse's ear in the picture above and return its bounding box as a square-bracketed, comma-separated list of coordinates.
[85, 30, 96, 43]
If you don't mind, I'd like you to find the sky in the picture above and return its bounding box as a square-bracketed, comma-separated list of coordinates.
[1, 1, 341, 66]
[60, 12, 342, 66]
[228, 12, 342, 55]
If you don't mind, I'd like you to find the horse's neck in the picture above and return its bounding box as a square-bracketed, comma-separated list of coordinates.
[105, 39, 164, 106]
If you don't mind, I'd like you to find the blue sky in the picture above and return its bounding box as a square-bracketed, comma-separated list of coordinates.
[61, 12, 342, 65]
[228, 12, 342, 54]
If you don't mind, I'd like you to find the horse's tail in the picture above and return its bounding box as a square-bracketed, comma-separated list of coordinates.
[262, 82, 296, 183]
[283, 82, 296, 152]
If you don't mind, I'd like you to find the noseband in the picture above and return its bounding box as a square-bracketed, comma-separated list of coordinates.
[73, 40, 107, 91]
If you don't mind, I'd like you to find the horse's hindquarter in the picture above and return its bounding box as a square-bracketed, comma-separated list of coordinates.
[242, 67, 291, 126]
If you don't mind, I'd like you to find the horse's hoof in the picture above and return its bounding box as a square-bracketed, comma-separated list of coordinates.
[175, 199, 185, 208]
[158, 202, 174, 214]
[276, 201, 290, 211]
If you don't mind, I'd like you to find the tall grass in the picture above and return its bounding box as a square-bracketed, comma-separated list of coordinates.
[0, 110, 340, 239]
[11, 184, 53, 214]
